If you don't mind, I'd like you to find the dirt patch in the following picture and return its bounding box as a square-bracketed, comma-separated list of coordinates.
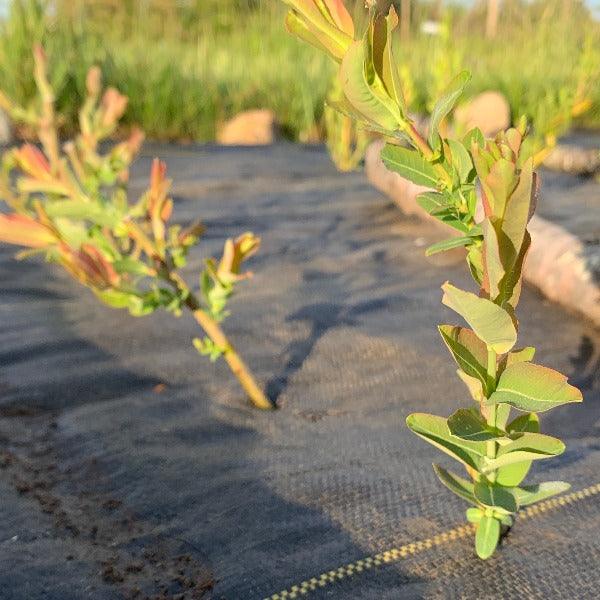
[0, 411, 214, 600]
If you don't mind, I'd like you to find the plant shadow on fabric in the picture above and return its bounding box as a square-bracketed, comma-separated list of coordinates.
[266, 295, 393, 402]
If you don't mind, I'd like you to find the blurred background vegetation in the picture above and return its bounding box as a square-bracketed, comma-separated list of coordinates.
[0, 0, 599, 142]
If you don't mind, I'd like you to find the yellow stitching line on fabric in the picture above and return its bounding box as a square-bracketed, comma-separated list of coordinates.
[264, 482, 600, 600]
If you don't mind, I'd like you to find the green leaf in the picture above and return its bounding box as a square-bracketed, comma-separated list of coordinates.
[467, 245, 484, 284]
[283, 0, 354, 59]
[284, 9, 345, 63]
[495, 410, 537, 487]
[498, 513, 514, 527]
[112, 258, 153, 277]
[193, 337, 224, 362]
[439, 325, 489, 389]
[466, 507, 483, 523]
[476, 515, 500, 559]
[482, 158, 516, 217]
[482, 218, 505, 300]
[425, 236, 473, 257]
[45, 199, 123, 228]
[126, 296, 155, 317]
[497, 230, 531, 311]
[467, 224, 483, 238]
[428, 71, 471, 151]
[381, 144, 439, 187]
[381, 11, 408, 118]
[326, 97, 373, 129]
[406, 413, 486, 470]
[499, 346, 536, 374]
[456, 370, 485, 402]
[495, 403, 512, 431]
[497, 432, 564, 457]
[474, 482, 518, 513]
[448, 408, 505, 441]
[463, 127, 485, 150]
[430, 207, 471, 233]
[488, 362, 583, 412]
[502, 159, 534, 259]
[94, 288, 157, 317]
[447, 139, 474, 182]
[341, 39, 401, 132]
[327, 97, 410, 140]
[507, 412, 539, 434]
[495, 461, 532, 487]
[513, 481, 570, 506]
[441, 282, 517, 354]
[433, 464, 477, 504]
[465, 186, 479, 217]
[416, 191, 450, 214]
[484, 432, 565, 472]
[95, 288, 134, 310]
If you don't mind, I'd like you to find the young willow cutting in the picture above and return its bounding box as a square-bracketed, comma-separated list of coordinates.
[282, 0, 582, 558]
[0, 47, 272, 410]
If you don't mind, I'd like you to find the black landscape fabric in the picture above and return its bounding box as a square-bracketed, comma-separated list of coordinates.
[1, 144, 599, 600]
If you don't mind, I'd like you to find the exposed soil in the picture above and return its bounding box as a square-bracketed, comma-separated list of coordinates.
[0, 409, 214, 600]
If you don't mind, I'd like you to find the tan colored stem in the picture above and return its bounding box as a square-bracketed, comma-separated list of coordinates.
[406, 122, 433, 160]
[166, 270, 273, 410]
[188, 304, 273, 410]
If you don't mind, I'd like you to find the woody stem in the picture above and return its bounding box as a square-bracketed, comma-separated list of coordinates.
[165, 270, 273, 410]
[484, 347, 498, 483]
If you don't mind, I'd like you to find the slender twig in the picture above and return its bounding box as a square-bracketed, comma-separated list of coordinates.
[484, 348, 498, 483]
[163, 269, 273, 410]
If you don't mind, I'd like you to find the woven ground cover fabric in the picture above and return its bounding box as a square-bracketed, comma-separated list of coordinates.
[1, 144, 599, 599]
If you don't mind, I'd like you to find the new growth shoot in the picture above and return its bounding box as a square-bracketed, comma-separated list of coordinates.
[0, 47, 273, 410]
[282, 0, 582, 558]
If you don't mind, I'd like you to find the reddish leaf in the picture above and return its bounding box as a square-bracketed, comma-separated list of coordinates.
[0, 213, 57, 248]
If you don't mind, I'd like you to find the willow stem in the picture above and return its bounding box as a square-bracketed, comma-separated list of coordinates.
[485, 347, 498, 482]
[406, 122, 434, 159]
[405, 122, 454, 188]
[166, 270, 273, 410]
[188, 304, 273, 410]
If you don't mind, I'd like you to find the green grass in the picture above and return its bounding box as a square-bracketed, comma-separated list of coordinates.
[95, 11, 337, 142]
[1, 0, 598, 142]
